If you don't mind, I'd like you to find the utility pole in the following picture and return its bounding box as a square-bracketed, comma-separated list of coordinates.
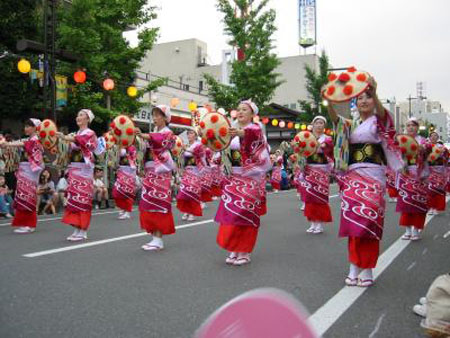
[16, 0, 79, 122]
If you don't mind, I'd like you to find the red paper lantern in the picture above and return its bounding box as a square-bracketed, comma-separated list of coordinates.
[262, 117, 270, 125]
[287, 122, 294, 129]
[103, 78, 115, 91]
[74, 70, 87, 84]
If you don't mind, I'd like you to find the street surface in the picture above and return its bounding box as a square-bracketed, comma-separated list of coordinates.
[1, 186, 449, 338]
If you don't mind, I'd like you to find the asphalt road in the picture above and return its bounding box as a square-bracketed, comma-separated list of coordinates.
[0, 187, 449, 338]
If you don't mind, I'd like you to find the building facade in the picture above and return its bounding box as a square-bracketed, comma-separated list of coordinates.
[139, 38, 319, 111]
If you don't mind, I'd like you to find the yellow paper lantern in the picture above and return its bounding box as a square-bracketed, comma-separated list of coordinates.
[301, 124, 307, 130]
[170, 97, 180, 107]
[272, 119, 278, 126]
[188, 101, 197, 112]
[127, 86, 138, 97]
[18, 59, 31, 74]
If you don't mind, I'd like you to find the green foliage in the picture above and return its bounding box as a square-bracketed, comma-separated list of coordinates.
[0, 0, 42, 129]
[205, 0, 282, 110]
[0, 0, 162, 134]
[57, 0, 160, 131]
[298, 50, 330, 121]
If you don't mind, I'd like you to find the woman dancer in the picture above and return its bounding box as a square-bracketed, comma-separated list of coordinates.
[303, 116, 334, 234]
[396, 118, 429, 241]
[328, 78, 402, 287]
[176, 128, 205, 221]
[427, 132, 447, 215]
[210, 151, 224, 200]
[215, 100, 271, 266]
[112, 144, 137, 220]
[57, 109, 98, 241]
[386, 168, 399, 203]
[137, 105, 176, 251]
[270, 150, 283, 192]
[0, 119, 44, 234]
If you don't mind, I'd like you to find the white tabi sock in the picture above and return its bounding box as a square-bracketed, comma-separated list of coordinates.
[348, 263, 361, 279]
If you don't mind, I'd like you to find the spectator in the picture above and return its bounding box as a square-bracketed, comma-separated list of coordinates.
[0, 174, 13, 218]
[37, 169, 56, 215]
[55, 170, 68, 209]
[94, 168, 109, 209]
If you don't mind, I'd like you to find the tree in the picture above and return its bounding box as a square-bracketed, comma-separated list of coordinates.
[57, 0, 163, 132]
[0, 0, 164, 134]
[204, 0, 282, 110]
[298, 50, 330, 121]
[0, 0, 42, 130]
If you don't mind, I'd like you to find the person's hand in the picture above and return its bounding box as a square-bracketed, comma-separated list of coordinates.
[229, 127, 244, 138]
[134, 128, 141, 136]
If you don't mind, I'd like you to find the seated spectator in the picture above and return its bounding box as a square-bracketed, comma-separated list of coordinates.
[55, 170, 68, 209]
[0, 174, 13, 218]
[37, 169, 56, 215]
[94, 168, 109, 209]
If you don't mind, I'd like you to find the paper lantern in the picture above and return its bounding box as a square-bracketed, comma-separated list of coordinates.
[295, 123, 300, 129]
[17, 59, 31, 74]
[287, 122, 294, 129]
[272, 119, 279, 126]
[170, 97, 180, 107]
[103, 78, 115, 91]
[127, 86, 138, 97]
[262, 117, 269, 125]
[300, 124, 307, 131]
[73, 70, 86, 84]
[279, 121, 286, 128]
[188, 101, 198, 112]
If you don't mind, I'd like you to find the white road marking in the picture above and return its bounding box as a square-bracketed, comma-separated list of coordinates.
[23, 219, 214, 258]
[368, 313, 386, 338]
[422, 248, 428, 255]
[0, 209, 136, 227]
[443, 230, 450, 239]
[406, 262, 416, 271]
[433, 234, 439, 240]
[308, 196, 449, 336]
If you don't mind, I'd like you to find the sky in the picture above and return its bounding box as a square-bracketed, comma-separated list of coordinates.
[127, 0, 450, 111]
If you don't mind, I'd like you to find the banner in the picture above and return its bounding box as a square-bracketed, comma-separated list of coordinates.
[56, 75, 67, 107]
[298, 0, 316, 48]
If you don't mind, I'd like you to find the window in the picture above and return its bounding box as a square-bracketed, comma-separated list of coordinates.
[290, 103, 297, 110]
